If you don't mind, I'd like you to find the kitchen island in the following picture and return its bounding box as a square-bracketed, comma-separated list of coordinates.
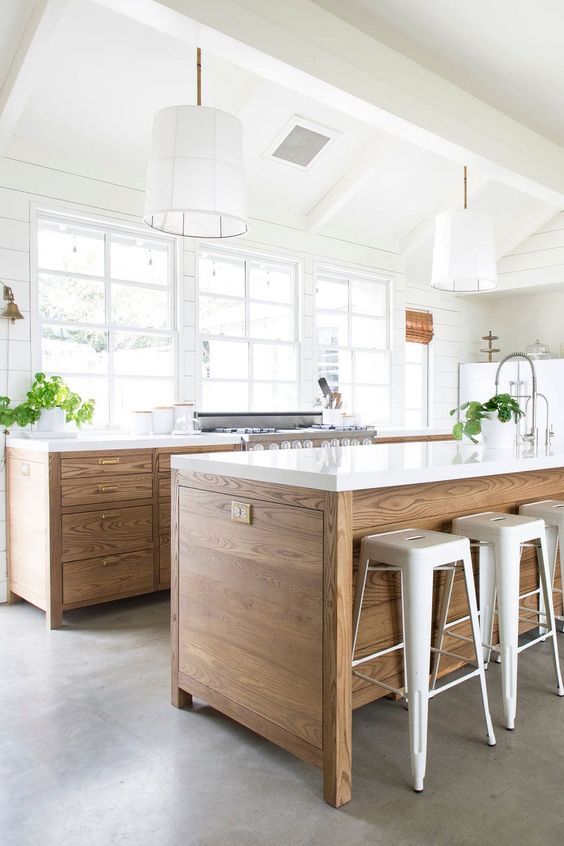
[171, 441, 564, 807]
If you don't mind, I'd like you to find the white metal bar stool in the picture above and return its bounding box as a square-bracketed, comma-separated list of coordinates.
[352, 528, 496, 793]
[452, 511, 564, 731]
[519, 501, 564, 633]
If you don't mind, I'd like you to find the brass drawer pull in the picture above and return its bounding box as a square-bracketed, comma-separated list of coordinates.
[98, 484, 119, 493]
[99, 457, 120, 465]
[102, 557, 121, 566]
[101, 511, 120, 520]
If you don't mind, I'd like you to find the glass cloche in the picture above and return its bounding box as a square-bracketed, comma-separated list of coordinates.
[526, 338, 551, 359]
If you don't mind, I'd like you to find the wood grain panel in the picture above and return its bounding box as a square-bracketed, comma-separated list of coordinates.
[158, 475, 171, 500]
[177, 486, 324, 749]
[60, 452, 152, 479]
[177, 471, 325, 510]
[63, 549, 154, 605]
[61, 505, 153, 562]
[375, 434, 453, 444]
[61, 473, 153, 507]
[157, 443, 238, 475]
[159, 500, 171, 533]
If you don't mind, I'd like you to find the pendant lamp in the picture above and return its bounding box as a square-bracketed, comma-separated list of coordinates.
[144, 48, 248, 238]
[430, 166, 497, 292]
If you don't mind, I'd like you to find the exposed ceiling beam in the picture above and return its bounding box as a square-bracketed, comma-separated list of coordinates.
[142, 0, 564, 208]
[0, 0, 70, 156]
[305, 138, 396, 232]
[495, 206, 560, 259]
[399, 175, 491, 258]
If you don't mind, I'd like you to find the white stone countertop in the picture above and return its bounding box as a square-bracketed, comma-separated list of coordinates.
[172, 439, 564, 492]
[5, 432, 243, 452]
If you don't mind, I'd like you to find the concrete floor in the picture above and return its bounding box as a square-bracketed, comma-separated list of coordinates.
[1, 595, 563, 846]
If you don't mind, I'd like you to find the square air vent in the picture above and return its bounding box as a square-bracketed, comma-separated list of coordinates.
[265, 118, 338, 170]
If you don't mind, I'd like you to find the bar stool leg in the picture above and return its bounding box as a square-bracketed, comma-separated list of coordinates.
[494, 540, 521, 730]
[430, 566, 455, 690]
[352, 541, 370, 657]
[478, 543, 497, 666]
[402, 563, 434, 792]
[461, 551, 496, 747]
[557, 526, 564, 633]
[539, 525, 558, 637]
[536, 536, 564, 697]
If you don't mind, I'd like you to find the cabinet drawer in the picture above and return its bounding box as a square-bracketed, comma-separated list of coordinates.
[62, 505, 153, 562]
[61, 474, 153, 507]
[158, 476, 171, 500]
[63, 549, 154, 605]
[159, 534, 171, 588]
[61, 453, 152, 479]
[157, 444, 238, 475]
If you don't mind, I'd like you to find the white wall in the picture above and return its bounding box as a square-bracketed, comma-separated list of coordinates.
[0, 155, 405, 601]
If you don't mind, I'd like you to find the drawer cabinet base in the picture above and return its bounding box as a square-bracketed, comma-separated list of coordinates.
[63, 549, 155, 606]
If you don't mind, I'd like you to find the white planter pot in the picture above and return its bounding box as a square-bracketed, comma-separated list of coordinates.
[480, 411, 517, 449]
[36, 407, 66, 433]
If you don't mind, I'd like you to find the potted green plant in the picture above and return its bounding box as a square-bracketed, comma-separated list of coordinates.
[450, 393, 524, 448]
[15, 373, 95, 433]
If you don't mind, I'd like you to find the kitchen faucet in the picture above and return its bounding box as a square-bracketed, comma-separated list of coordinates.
[495, 351, 538, 446]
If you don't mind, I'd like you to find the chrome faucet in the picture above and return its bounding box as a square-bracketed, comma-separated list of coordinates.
[495, 352, 537, 445]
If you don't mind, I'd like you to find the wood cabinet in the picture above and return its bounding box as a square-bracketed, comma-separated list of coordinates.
[6, 442, 238, 628]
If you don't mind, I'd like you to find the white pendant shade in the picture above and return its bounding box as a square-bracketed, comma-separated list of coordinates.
[144, 105, 248, 238]
[430, 209, 498, 293]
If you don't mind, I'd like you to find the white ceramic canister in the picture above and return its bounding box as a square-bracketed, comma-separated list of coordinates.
[480, 411, 518, 449]
[151, 406, 174, 435]
[131, 411, 152, 435]
[173, 403, 195, 432]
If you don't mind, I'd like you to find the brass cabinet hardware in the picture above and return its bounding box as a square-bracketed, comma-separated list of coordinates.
[98, 484, 119, 493]
[99, 457, 120, 465]
[101, 511, 120, 520]
[102, 557, 120, 566]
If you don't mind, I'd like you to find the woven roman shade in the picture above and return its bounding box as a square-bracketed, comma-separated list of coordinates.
[405, 309, 434, 345]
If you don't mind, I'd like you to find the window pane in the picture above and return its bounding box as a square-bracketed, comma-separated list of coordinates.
[111, 235, 168, 285]
[355, 385, 390, 422]
[316, 276, 347, 311]
[41, 325, 108, 374]
[351, 280, 386, 316]
[202, 339, 249, 380]
[39, 273, 105, 324]
[405, 409, 424, 427]
[252, 382, 297, 411]
[316, 312, 348, 347]
[405, 362, 423, 399]
[249, 262, 293, 304]
[351, 316, 387, 349]
[199, 254, 245, 297]
[38, 222, 104, 276]
[318, 348, 352, 389]
[114, 332, 173, 377]
[61, 374, 109, 427]
[199, 295, 245, 336]
[249, 302, 293, 341]
[405, 341, 424, 363]
[115, 378, 174, 418]
[202, 381, 249, 411]
[111, 283, 169, 330]
[252, 344, 297, 381]
[355, 350, 389, 383]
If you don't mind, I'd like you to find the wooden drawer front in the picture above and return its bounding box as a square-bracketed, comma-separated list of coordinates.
[61, 453, 152, 479]
[159, 476, 171, 500]
[159, 535, 171, 588]
[158, 444, 237, 475]
[62, 474, 153, 507]
[159, 499, 171, 532]
[63, 549, 154, 605]
[62, 505, 153, 562]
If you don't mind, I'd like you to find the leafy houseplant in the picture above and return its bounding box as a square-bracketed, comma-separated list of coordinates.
[0, 373, 95, 433]
[451, 393, 524, 444]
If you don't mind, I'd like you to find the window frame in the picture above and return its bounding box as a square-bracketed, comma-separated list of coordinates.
[404, 339, 431, 428]
[31, 205, 179, 429]
[195, 242, 302, 412]
[313, 263, 393, 422]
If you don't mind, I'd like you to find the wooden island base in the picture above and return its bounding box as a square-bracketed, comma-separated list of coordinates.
[172, 466, 564, 807]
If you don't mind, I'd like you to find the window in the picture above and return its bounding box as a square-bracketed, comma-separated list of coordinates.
[404, 309, 432, 427]
[315, 267, 391, 422]
[35, 212, 176, 427]
[197, 248, 299, 411]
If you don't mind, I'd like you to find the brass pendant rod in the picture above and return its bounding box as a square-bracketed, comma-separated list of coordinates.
[463, 164, 468, 209]
[197, 47, 202, 106]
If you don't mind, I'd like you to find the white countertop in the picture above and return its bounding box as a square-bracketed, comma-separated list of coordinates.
[5, 432, 242, 452]
[375, 427, 451, 438]
[171, 439, 564, 492]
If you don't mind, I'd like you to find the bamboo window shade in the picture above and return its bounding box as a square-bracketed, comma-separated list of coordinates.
[405, 309, 434, 344]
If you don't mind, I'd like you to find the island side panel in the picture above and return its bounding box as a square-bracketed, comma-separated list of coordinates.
[173, 472, 325, 766]
[350, 468, 564, 708]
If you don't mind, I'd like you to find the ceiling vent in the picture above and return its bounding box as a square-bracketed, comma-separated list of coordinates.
[265, 118, 337, 170]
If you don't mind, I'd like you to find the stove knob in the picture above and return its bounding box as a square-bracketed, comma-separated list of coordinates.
[321, 440, 330, 448]
[330, 438, 339, 447]
[303, 439, 313, 449]
[351, 438, 360, 446]
[253, 443, 264, 451]
[281, 441, 291, 449]
[341, 438, 350, 446]
[292, 441, 303, 448]
[362, 438, 372, 445]
[269, 443, 280, 450]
